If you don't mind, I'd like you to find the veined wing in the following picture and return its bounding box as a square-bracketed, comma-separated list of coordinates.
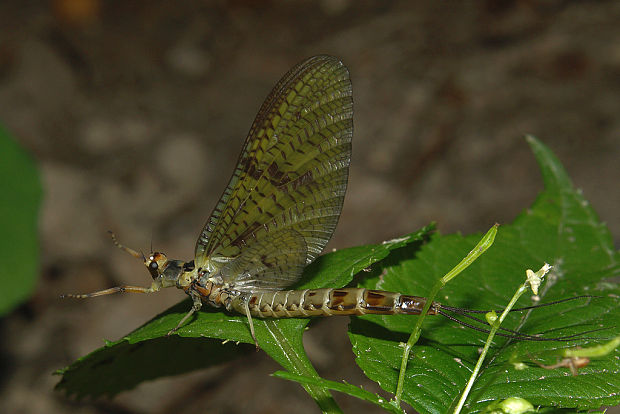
[195, 55, 353, 288]
[218, 228, 307, 292]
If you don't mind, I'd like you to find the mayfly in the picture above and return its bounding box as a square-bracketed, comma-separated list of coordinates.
[63, 55, 583, 345]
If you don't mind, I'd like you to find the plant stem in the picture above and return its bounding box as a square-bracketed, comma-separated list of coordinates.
[392, 224, 499, 408]
[452, 263, 550, 413]
[452, 283, 528, 414]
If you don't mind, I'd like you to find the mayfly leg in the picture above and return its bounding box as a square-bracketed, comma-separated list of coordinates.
[61, 285, 155, 299]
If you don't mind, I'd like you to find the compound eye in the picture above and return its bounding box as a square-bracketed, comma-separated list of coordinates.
[148, 261, 160, 279]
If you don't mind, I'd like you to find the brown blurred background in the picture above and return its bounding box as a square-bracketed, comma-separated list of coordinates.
[1, 1, 618, 413]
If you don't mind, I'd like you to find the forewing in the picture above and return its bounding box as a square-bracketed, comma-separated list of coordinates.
[195, 55, 353, 280]
[218, 228, 307, 291]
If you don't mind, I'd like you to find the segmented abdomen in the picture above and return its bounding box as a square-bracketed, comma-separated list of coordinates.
[232, 288, 439, 317]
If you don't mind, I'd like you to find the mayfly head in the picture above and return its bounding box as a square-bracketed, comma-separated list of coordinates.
[109, 232, 192, 289]
[145, 252, 168, 280]
[109, 232, 169, 288]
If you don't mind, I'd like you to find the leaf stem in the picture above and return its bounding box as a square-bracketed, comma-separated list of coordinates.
[393, 224, 499, 408]
[263, 320, 343, 413]
[273, 371, 403, 414]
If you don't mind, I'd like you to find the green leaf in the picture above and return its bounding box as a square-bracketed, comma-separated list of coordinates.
[0, 125, 41, 316]
[55, 334, 253, 399]
[56, 226, 434, 401]
[349, 136, 620, 413]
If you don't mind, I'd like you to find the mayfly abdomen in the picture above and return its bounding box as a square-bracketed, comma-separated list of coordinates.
[234, 288, 440, 318]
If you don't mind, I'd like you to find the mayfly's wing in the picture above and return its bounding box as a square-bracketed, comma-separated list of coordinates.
[218, 228, 307, 292]
[195, 55, 353, 289]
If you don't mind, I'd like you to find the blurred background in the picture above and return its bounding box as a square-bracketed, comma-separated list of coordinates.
[1, 1, 618, 413]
